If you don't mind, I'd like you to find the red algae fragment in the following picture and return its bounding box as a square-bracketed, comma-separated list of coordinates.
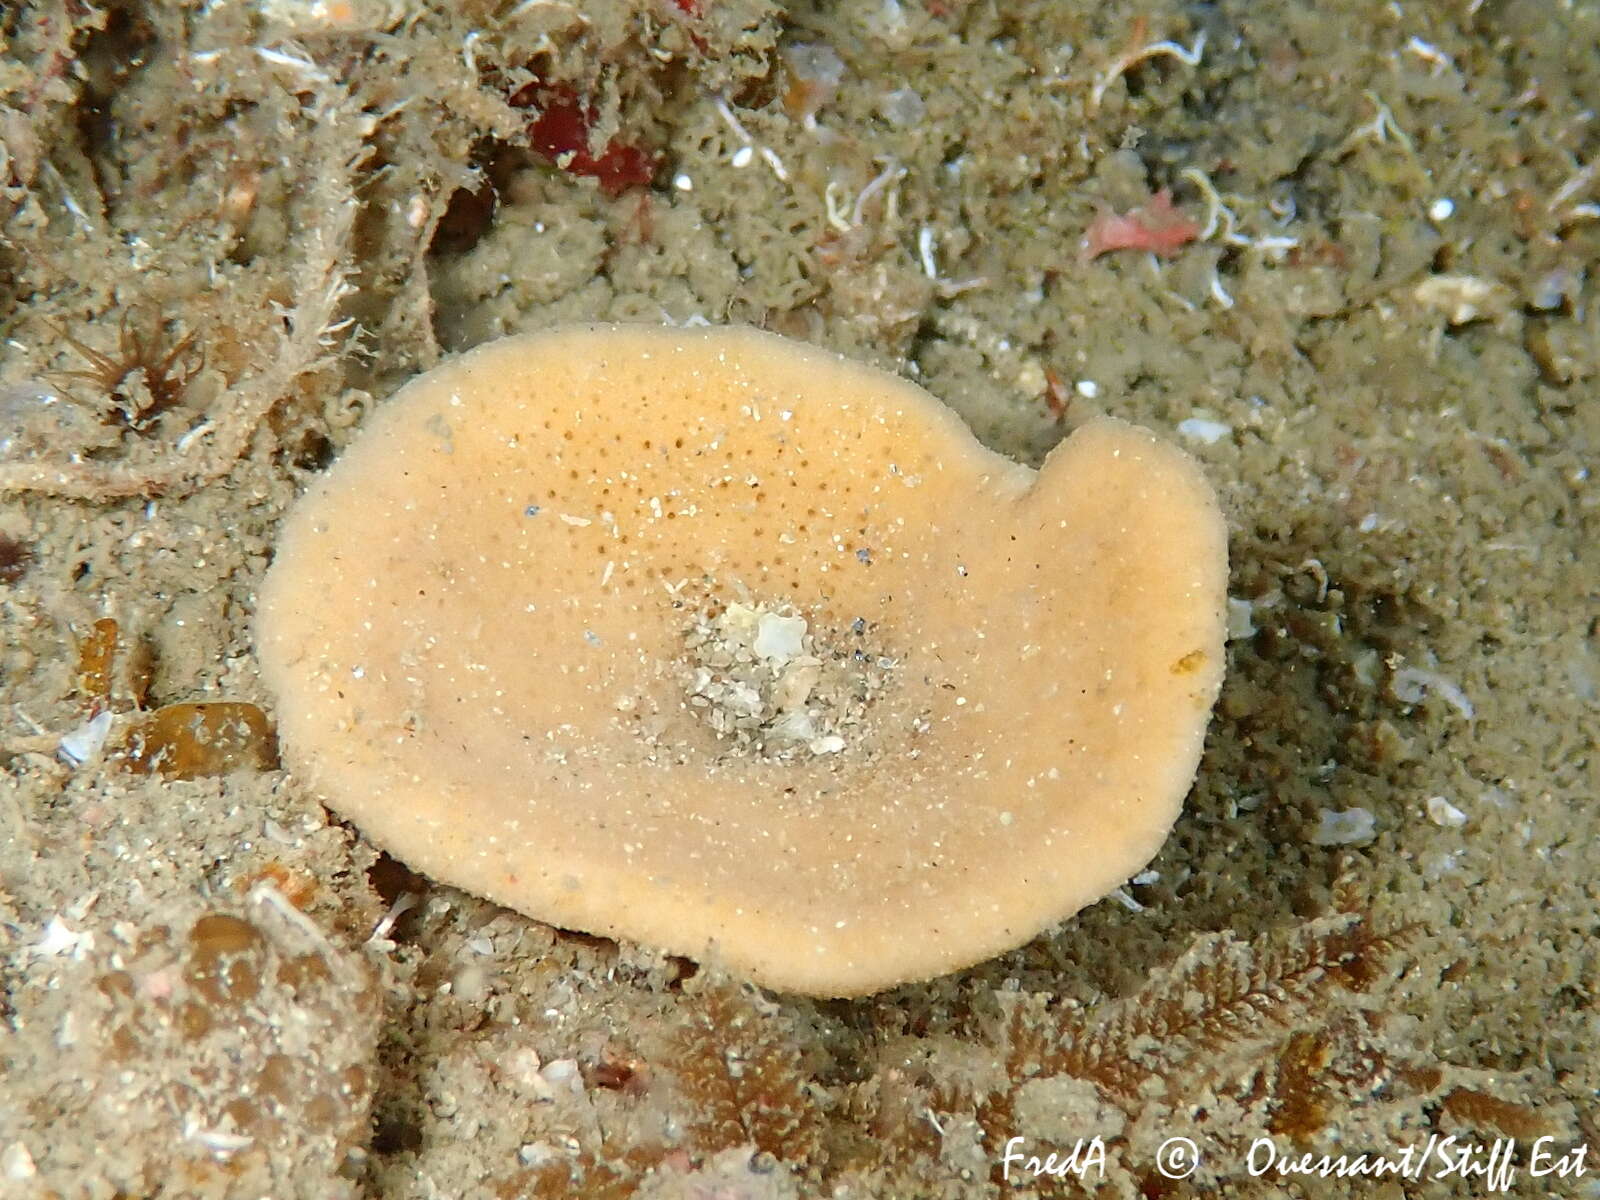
[514, 81, 658, 197]
[1081, 188, 1202, 261]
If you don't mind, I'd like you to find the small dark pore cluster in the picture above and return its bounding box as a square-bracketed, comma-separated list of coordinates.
[0, 532, 33, 584]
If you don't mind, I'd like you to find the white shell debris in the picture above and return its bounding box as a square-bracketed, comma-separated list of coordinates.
[1528, 266, 1583, 312]
[253, 0, 404, 34]
[183, 1114, 254, 1156]
[1177, 416, 1232, 445]
[753, 610, 808, 661]
[1391, 665, 1475, 719]
[1311, 807, 1376, 846]
[366, 891, 419, 944]
[58, 710, 114, 766]
[519, 1142, 560, 1167]
[503, 1047, 544, 1093]
[29, 916, 96, 961]
[540, 1058, 584, 1098]
[1412, 274, 1513, 326]
[1226, 597, 1257, 640]
[1109, 887, 1144, 912]
[716, 602, 758, 644]
[879, 86, 926, 127]
[1, 1142, 37, 1180]
[1425, 795, 1468, 828]
[685, 600, 885, 760]
[772, 660, 821, 711]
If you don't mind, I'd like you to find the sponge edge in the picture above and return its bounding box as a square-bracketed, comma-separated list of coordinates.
[256, 323, 1228, 996]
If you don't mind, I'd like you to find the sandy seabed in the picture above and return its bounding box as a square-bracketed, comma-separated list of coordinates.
[1, 1, 1596, 1197]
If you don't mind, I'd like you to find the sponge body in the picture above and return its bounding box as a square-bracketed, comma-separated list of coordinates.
[257, 324, 1228, 996]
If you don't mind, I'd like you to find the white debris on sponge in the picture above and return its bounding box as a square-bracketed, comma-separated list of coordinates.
[1426, 795, 1468, 827]
[753, 610, 808, 661]
[684, 600, 884, 761]
[1311, 807, 1376, 846]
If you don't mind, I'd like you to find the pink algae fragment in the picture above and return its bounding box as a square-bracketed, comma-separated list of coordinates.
[1080, 189, 1202, 261]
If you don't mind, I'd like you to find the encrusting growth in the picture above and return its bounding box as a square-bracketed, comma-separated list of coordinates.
[256, 323, 1229, 996]
[0, 89, 368, 502]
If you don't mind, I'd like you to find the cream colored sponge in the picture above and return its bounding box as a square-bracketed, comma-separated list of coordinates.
[256, 324, 1228, 996]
